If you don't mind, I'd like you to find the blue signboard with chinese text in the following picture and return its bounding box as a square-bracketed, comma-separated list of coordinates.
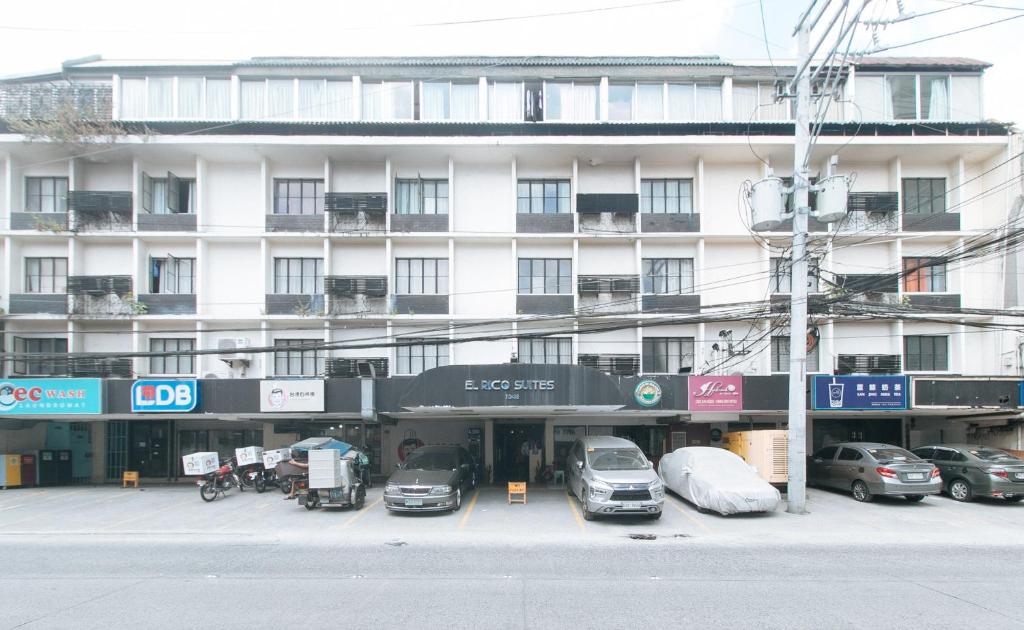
[0, 379, 103, 415]
[812, 375, 909, 411]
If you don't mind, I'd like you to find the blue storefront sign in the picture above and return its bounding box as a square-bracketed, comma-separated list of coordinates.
[0, 378, 103, 415]
[131, 379, 199, 413]
[812, 375, 908, 411]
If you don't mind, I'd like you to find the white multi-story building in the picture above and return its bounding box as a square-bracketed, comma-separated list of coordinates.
[0, 55, 1021, 483]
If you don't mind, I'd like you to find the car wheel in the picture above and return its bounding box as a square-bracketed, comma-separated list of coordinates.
[905, 494, 925, 502]
[1006, 496, 1024, 503]
[851, 480, 873, 503]
[452, 488, 462, 512]
[949, 479, 973, 502]
[696, 506, 712, 514]
[580, 488, 595, 521]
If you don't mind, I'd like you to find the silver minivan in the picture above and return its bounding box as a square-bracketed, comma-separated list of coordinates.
[566, 435, 665, 520]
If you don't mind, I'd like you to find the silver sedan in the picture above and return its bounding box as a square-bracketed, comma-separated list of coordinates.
[808, 442, 941, 502]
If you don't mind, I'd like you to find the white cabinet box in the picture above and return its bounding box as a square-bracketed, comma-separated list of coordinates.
[235, 446, 264, 467]
[262, 448, 292, 469]
[308, 449, 343, 489]
[182, 452, 220, 476]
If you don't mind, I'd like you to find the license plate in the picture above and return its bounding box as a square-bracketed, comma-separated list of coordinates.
[1015, 473, 1024, 480]
[623, 501, 642, 509]
[196, 481, 205, 487]
[906, 473, 925, 480]
[405, 498, 423, 507]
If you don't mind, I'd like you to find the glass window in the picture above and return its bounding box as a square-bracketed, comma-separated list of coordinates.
[903, 257, 947, 292]
[421, 81, 479, 121]
[297, 79, 326, 119]
[146, 176, 195, 215]
[771, 336, 820, 373]
[695, 81, 722, 120]
[151, 257, 195, 294]
[488, 81, 523, 121]
[518, 338, 572, 365]
[886, 75, 917, 120]
[12, 337, 68, 375]
[770, 257, 819, 293]
[732, 83, 759, 121]
[273, 179, 324, 215]
[642, 337, 694, 374]
[517, 179, 570, 214]
[642, 258, 694, 294]
[932, 448, 954, 462]
[177, 78, 203, 119]
[904, 335, 949, 371]
[903, 178, 946, 215]
[640, 178, 693, 214]
[544, 81, 598, 121]
[837, 447, 863, 461]
[394, 179, 448, 215]
[273, 339, 322, 376]
[865, 447, 920, 463]
[324, 80, 354, 120]
[150, 338, 195, 375]
[240, 80, 266, 120]
[205, 79, 231, 119]
[273, 258, 324, 295]
[147, 78, 173, 118]
[267, 79, 293, 119]
[518, 258, 571, 294]
[950, 75, 981, 120]
[636, 83, 664, 121]
[25, 257, 67, 293]
[608, 84, 634, 121]
[362, 81, 413, 121]
[396, 339, 449, 375]
[395, 258, 448, 294]
[912, 447, 936, 460]
[24, 176, 68, 213]
[120, 78, 147, 118]
[667, 83, 696, 120]
[814, 446, 839, 461]
[920, 75, 949, 120]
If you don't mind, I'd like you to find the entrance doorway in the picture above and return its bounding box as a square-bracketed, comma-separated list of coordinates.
[813, 417, 902, 450]
[129, 421, 171, 478]
[493, 423, 544, 483]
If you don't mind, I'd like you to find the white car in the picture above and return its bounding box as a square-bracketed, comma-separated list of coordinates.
[658, 447, 781, 515]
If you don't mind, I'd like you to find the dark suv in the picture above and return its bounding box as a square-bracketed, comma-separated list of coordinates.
[911, 444, 1024, 502]
[383, 445, 477, 513]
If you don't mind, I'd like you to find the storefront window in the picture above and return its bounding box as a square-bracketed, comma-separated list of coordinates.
[553, 425, 585, 473]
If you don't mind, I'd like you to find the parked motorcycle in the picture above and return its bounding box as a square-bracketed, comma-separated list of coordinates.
[198, 459, 244, 502]
[239, 463, 268, 493]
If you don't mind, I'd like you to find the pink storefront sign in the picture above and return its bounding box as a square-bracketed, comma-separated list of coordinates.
[687, 375, 743, 411]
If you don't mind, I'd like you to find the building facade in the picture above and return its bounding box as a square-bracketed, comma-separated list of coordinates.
[0, 55, 1022, 483]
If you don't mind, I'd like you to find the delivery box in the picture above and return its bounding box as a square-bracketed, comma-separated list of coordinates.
[235, 446, 264, 467]
[261, 448, 292, 469]
[182, 452, 220, 476]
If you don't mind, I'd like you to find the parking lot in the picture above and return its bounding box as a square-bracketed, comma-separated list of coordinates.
[3, 481, 1024, 547]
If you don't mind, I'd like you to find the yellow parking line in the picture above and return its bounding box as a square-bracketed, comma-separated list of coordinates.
[457, 490, 480, 530]
[666, 496, 714, 534]
[339, 496, 382, 529]
[565, 491, 586, 531]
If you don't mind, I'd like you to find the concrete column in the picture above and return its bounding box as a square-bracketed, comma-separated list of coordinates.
[448, 157, 455, 232]
[571, 158, 579, 233]
[544, 419, 555, 467]
[484, 418, 494, 482]
[132, 319, 142, 377]
[195, 156, 207, 232]
[1, 236, 11, 313]
[384, 158, 392, 233]
[3, 156, 13, 231]
[195, 320, 205, 377]
[323, 158, 332, 232]
[259, 321, 270, 378]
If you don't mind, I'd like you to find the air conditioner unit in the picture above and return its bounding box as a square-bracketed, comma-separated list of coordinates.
[217, 338, 251, 363]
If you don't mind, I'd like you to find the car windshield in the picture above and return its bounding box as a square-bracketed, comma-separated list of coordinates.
[588, 448, 648, 471]
[866, 447, 920, 463]
[403, 450, 457, 471]
[969, 448, 1020, 462]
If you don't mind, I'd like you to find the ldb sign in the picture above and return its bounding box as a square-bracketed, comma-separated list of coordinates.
[131, 380, 199, 413]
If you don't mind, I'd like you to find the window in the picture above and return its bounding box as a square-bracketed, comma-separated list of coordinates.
[12, 337, 67, 376]
[642, 258, 694, 294]
[422, 81, 479, 121]
[297, 79, 354, 120]
[643, 337, 695, 374]
[396, 258, 449, 294]
[517, 179, 570, 214]
[518, 259, 571, 294]
[150, 338, 195, 375]
[919, 74, 950, 120]
[903, 178, 946, 215]
[120, 78, 146, 118]
[396, 339, 449, 375]
[771, 336, 820, 373]
[151, 256, 195, 294]
[273, 339, 322, 376]
[25, 257, 67, 293]
[770, 257, 820, 293]
[362, 81, 414, 121]
[395, 179, 449, 215]
[240, 80, 265, 119]
[273, 179, 324, 215]
[837, 447, 863, 461]
[206, 79, 231, 119]
[903, 258, 947, 292]
[608, 84, 634, 121]
[143, 174, 195, 214]
[856, 74, 954, 121]
[488, 81, 523, 121]
[25, 177, 68, 213]
[177, 78, 203, 118]
[518, 338, 572, 365]
[732, 82, 788, 121]
[267, 79, 293, 120]
[904, 335, 949, 371]
[814, 446, 839, 461]
[640, 179, 693, 214]
[544, 82, 598, 122]
[636, 83, 664, 121]
[147, 78, 173, 118]
[273, 258, 324, 295]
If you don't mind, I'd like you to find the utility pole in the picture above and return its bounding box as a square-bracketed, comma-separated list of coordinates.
[787, 16, 812, 515]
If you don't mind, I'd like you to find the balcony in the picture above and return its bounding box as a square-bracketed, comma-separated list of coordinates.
[577, 193, 638, 234]
[578, 275, 639, 315]
[138, 212, 197, 232]
[641, 293, 701, 313]
[66, 357, 133, 378]
[391, 214, 448, 233]
[327, 192, 387, 233]
[838, 192, 899, 233]
[905, 293, 961, 309]
[578, 354, 640, 376]
[265, 294, 325, 316]
[8, 294, 67, 315]
[0, 82, 112, 121]
[265, 213, 324, 233]
[326, 357, 389, 378]
[11, 212, 69, 231]
[836, 354, 901, 375]
[517, 294, 574, 315]
[517, 213, 574, 234]
[392, 294, 449, 315]
[902, 212, 961, 232]
[326, 276, 388, 316]
[67, 276, 136, 317]
[137, 294, 197, 315]
[69, 191, 133, 232]
[640, 213, 701, 233]
[833, 274, 900, 305]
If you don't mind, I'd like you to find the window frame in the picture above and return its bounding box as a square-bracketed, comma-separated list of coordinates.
[395, 258, 449, 295]
[24, 257, 68, 294]
[120, 76, 233, 121]
[12, 337, 68, 376]
[642, 258, 694, 295]
[902, 257, 947, 293]
[143, 173, 196, 215]
[543, 80, 600, 122]
[517, 258, 572, 295]
[904, 335, 949, 372]
[642, 337, 695, 374]
[771, 335, 821, 373]
[149, 337, 195, 375]
[516, 179, 571, 214]
[273, 338, 323, 377]
[518, 337, 572, 365]
[395, 339, 450, 375]
[150, 256, 196, 295]
[856, 73, 956, 121]
[902, 178, 947, 216]
[273, 258, 324, 295]
[273, 178, 325, 216]
[394, 178, 449, 215]
[419, 80, 480, 121]
[640, 178, 694, 215]
[770, 257, 820, 294]
[24, 176, 69, 213]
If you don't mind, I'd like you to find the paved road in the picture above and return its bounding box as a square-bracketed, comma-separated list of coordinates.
[1, 538, 1023, 629]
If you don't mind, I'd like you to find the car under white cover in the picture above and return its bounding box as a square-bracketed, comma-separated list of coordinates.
[658, 447, 781, 515]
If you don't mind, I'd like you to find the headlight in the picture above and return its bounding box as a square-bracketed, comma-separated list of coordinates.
[429, 485, 452, 496]
[588, 482, 613, 499]
[650, 481, 665, 499]
[385, 483, 401, 494]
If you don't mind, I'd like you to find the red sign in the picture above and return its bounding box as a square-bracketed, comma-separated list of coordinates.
[687, 375, 743, 411]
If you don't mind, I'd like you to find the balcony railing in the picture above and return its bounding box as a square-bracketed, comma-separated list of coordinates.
[578, 354, 640, 376]
[326, 358, 389, 378]
[265, 294, 325, 316]
[326, 276, 388, 315]
[577, 193, 638, 234]
[577, 275, 639, 315]
[69, 191, 133, 231]
[67, 275, 135, 316]
[67, 357, 133, 378]
[8, 293, 68, 315]
[578, 275, 640, 294]
[327, 193, 387, 232]
[0, 82, 112, 120]
[847, 192, 898, 214]
[836, 354, 901, 375]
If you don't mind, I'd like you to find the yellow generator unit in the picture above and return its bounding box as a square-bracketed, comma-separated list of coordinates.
[722, 430, 788, 483]
[1, 454, 22, 488]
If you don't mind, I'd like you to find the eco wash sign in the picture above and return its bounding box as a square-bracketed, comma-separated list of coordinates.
[0, 379, 103, 415]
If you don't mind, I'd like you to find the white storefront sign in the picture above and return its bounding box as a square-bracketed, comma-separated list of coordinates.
[259, 379, 325, 412]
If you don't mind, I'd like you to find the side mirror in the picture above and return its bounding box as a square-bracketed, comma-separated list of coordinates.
[576, 460, 584, 471]
[394, 462, 402, 470]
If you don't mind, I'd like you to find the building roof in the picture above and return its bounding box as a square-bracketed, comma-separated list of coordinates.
[855, 56, 991, 71]
[242, 55, 730, 67]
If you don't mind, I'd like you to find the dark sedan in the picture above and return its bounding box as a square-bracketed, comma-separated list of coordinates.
[383, 445, 477, 513]
[911, 444, 1024, 502]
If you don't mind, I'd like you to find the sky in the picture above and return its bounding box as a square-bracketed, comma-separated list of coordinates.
[0, 0, 1020, 123]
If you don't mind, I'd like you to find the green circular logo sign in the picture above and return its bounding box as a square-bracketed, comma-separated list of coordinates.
[634, 380, 662, 407]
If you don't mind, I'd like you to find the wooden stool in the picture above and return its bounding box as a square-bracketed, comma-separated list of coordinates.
[122, 471, 139, 488]
[507, 481, 526, 504]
